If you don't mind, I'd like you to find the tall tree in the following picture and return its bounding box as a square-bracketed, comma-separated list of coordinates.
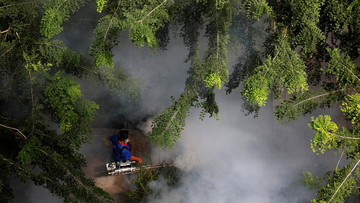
[0, 0, 138, 202]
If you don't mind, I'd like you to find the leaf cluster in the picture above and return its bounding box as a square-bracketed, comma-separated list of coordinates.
[125, 165, 180, 203]
[147, 93, 193, 149]
[147, 0, 235, 147]
[90, 0, 172, 68]
[41, 0, 86, 38]
[242, 32, 308, 106]
[307, 99, 360, 202]
[310, 164, 357, 203]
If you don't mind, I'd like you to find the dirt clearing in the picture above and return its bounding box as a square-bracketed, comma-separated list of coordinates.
[81, 128, 150, 202]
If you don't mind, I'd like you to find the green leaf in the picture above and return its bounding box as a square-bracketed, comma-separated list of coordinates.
[308, 115, 339, 154]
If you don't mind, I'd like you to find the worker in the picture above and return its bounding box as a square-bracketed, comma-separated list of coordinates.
[110, 130, 142, 164]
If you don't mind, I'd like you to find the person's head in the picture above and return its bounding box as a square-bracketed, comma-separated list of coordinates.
[118, 130, 129, 143]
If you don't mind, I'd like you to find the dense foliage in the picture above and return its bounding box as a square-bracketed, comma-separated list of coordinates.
[238, 1, 360, 202]
[1, 0, 360, 202]
[0, 0, 138, 202]
[125, 166, 179, 202]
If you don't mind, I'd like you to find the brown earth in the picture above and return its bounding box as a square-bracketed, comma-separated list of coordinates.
[81, 128, 150, 202]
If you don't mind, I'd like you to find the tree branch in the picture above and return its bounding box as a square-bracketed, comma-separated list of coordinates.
[0, 2, 33, 10]
[66, 169, 89, 190]
[0, 45, 15, 58]
[2, 156, 31, 174]
[293, 90, 341, 107]
[336, 146, 346, 170]
[13, 94, 27, 109]
[339, 63, 360, 83]
[27, 69, 35, 113]
[1, 26, 10, 40]
[259, 50, 280, 91]
[284, 48, 296, 77]
[0, 123, 28, 139]
[56, 0, 68, 12]
[328, 159, 360, 203]
[103, 1, 121, 42]
[0, 72, 16, 93]
[36, 146, 91, 192]
[160, 107, 180, 143]
[0, 123, 93, 193]
[2, 156, 55, 184]
[135, 0, 168, 23]
[325, 130, 360, 140]
[284, 48, 301, 90]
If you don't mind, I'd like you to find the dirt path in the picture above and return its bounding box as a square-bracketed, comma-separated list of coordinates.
[81, 128, 150, 202]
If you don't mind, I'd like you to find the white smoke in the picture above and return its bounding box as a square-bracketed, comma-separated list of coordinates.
[146, 90, 341, 203]
[137, 118, 153, 135]
[108, 26, 343, 203]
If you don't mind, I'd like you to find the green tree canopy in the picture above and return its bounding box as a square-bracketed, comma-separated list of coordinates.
[0, 0, 138, 202]
[2, 0, 360, 202]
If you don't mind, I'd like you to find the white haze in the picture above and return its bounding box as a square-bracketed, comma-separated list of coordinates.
[111, 25, 342, 203]
[145, 89, 341, 203]
[111, 28, 343, 203]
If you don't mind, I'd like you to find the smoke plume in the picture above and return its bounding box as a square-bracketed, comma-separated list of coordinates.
[109, 22, 343, 203]
[146, 89, 342, 203]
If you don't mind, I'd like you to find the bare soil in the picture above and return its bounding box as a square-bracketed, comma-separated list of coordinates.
[82, 128, 150, 202]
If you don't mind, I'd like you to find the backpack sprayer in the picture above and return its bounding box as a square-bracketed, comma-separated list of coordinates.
[106, 161, 173, 175]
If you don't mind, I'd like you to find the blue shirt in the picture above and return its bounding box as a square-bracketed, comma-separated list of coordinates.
[110, 134, 131, 161]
